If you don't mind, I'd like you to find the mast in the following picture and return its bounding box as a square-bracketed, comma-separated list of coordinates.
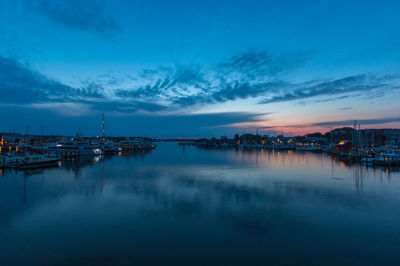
[102, 113, 105, 141]
[351, 120, 357, 149]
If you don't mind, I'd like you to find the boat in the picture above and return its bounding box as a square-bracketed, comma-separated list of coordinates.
[296, 146, 309, 151]
[307, 145, 323, 152]
[272, 143, 293, 150]
[13, 155, 61, 169]
[47, 140, 102, 157]
[0, 153, 25, 168]
[361, 157, 374, 163]
[118, 141, 139, 152]
[81, 142, 103, 156]
[242, 144, 263, 150]
[219, 143, 230, 149]
[373, 153, 400, 166]
[101, 142, 117, 153]
[296, 145, 322, 152]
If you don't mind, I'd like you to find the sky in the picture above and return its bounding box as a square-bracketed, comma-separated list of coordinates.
[0, 0, 399, 138]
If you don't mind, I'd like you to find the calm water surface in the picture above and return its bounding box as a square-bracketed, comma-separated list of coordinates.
[1, 143, 400, 265]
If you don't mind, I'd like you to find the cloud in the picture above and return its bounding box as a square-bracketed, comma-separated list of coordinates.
[115, 50, 311, 108]
[312, 117, 400, 127]
[29, 102, 94, 116]
[259, 74, 400, 104]
[23, 0, 119, 35]
[110, 51, 398, 111]
[172, 81, 288, 107]
[2, 49, 399, 126]
[0, 55, 167, 115]
[217, 50, 312, 78]
[92, 100, 168, 113]
[0, 55, 74, 104]
[120, 63, 398, 111]
[114, 64, 210, 103]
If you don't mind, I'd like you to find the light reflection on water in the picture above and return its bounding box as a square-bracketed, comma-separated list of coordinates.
[0, 143, 400, 265]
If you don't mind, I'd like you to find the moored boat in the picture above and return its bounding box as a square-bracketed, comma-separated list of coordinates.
[14, 155, 61, 169]
[373, 153, 400, 166]
[102, 142, 117, 153]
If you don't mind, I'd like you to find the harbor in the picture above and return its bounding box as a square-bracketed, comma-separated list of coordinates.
[2, 0, 400, 264]
[0, 115, 157, 170]
[177, 123, 400, 169]
[1, 142, 400, 265]
[2, 121, 399, 171]
[0, 137, 156, 169]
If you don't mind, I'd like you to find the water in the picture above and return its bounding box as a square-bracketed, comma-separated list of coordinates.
[1, 143, 400, 265]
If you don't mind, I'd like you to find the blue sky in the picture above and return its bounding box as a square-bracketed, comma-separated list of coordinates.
[0, 0, 399, 137]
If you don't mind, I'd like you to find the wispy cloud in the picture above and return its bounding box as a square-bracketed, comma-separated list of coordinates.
[2, 49, 399, 124]
[0, 55, 73, 104]
[110, 51, 399, 110]
[115, 50, 311, 107]
[217, 50, 312, 79]
[259, 74, 400, 104]
[0, 55, 167, 115]
[172, 81, 289, 107]
[29, 102, 94, 116]
[312, 117, 400, 127]
[23, 0, 119, 35]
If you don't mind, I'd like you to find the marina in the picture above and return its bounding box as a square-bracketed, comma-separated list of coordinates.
[1, 126, 399, 171]
[177, 125, 400, 168]
[1, 143, 400, 265]
[0, 132, 157, 169]
[1, 1, 400, 264]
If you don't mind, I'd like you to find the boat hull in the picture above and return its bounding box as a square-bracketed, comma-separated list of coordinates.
[17, 159, 61, 169]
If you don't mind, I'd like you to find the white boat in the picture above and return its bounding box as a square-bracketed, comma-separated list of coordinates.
[81, 142, 103, 156]
[48, 140, 102, 156]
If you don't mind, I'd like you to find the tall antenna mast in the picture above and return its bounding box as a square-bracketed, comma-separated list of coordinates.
[102, 113, 105, 141]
